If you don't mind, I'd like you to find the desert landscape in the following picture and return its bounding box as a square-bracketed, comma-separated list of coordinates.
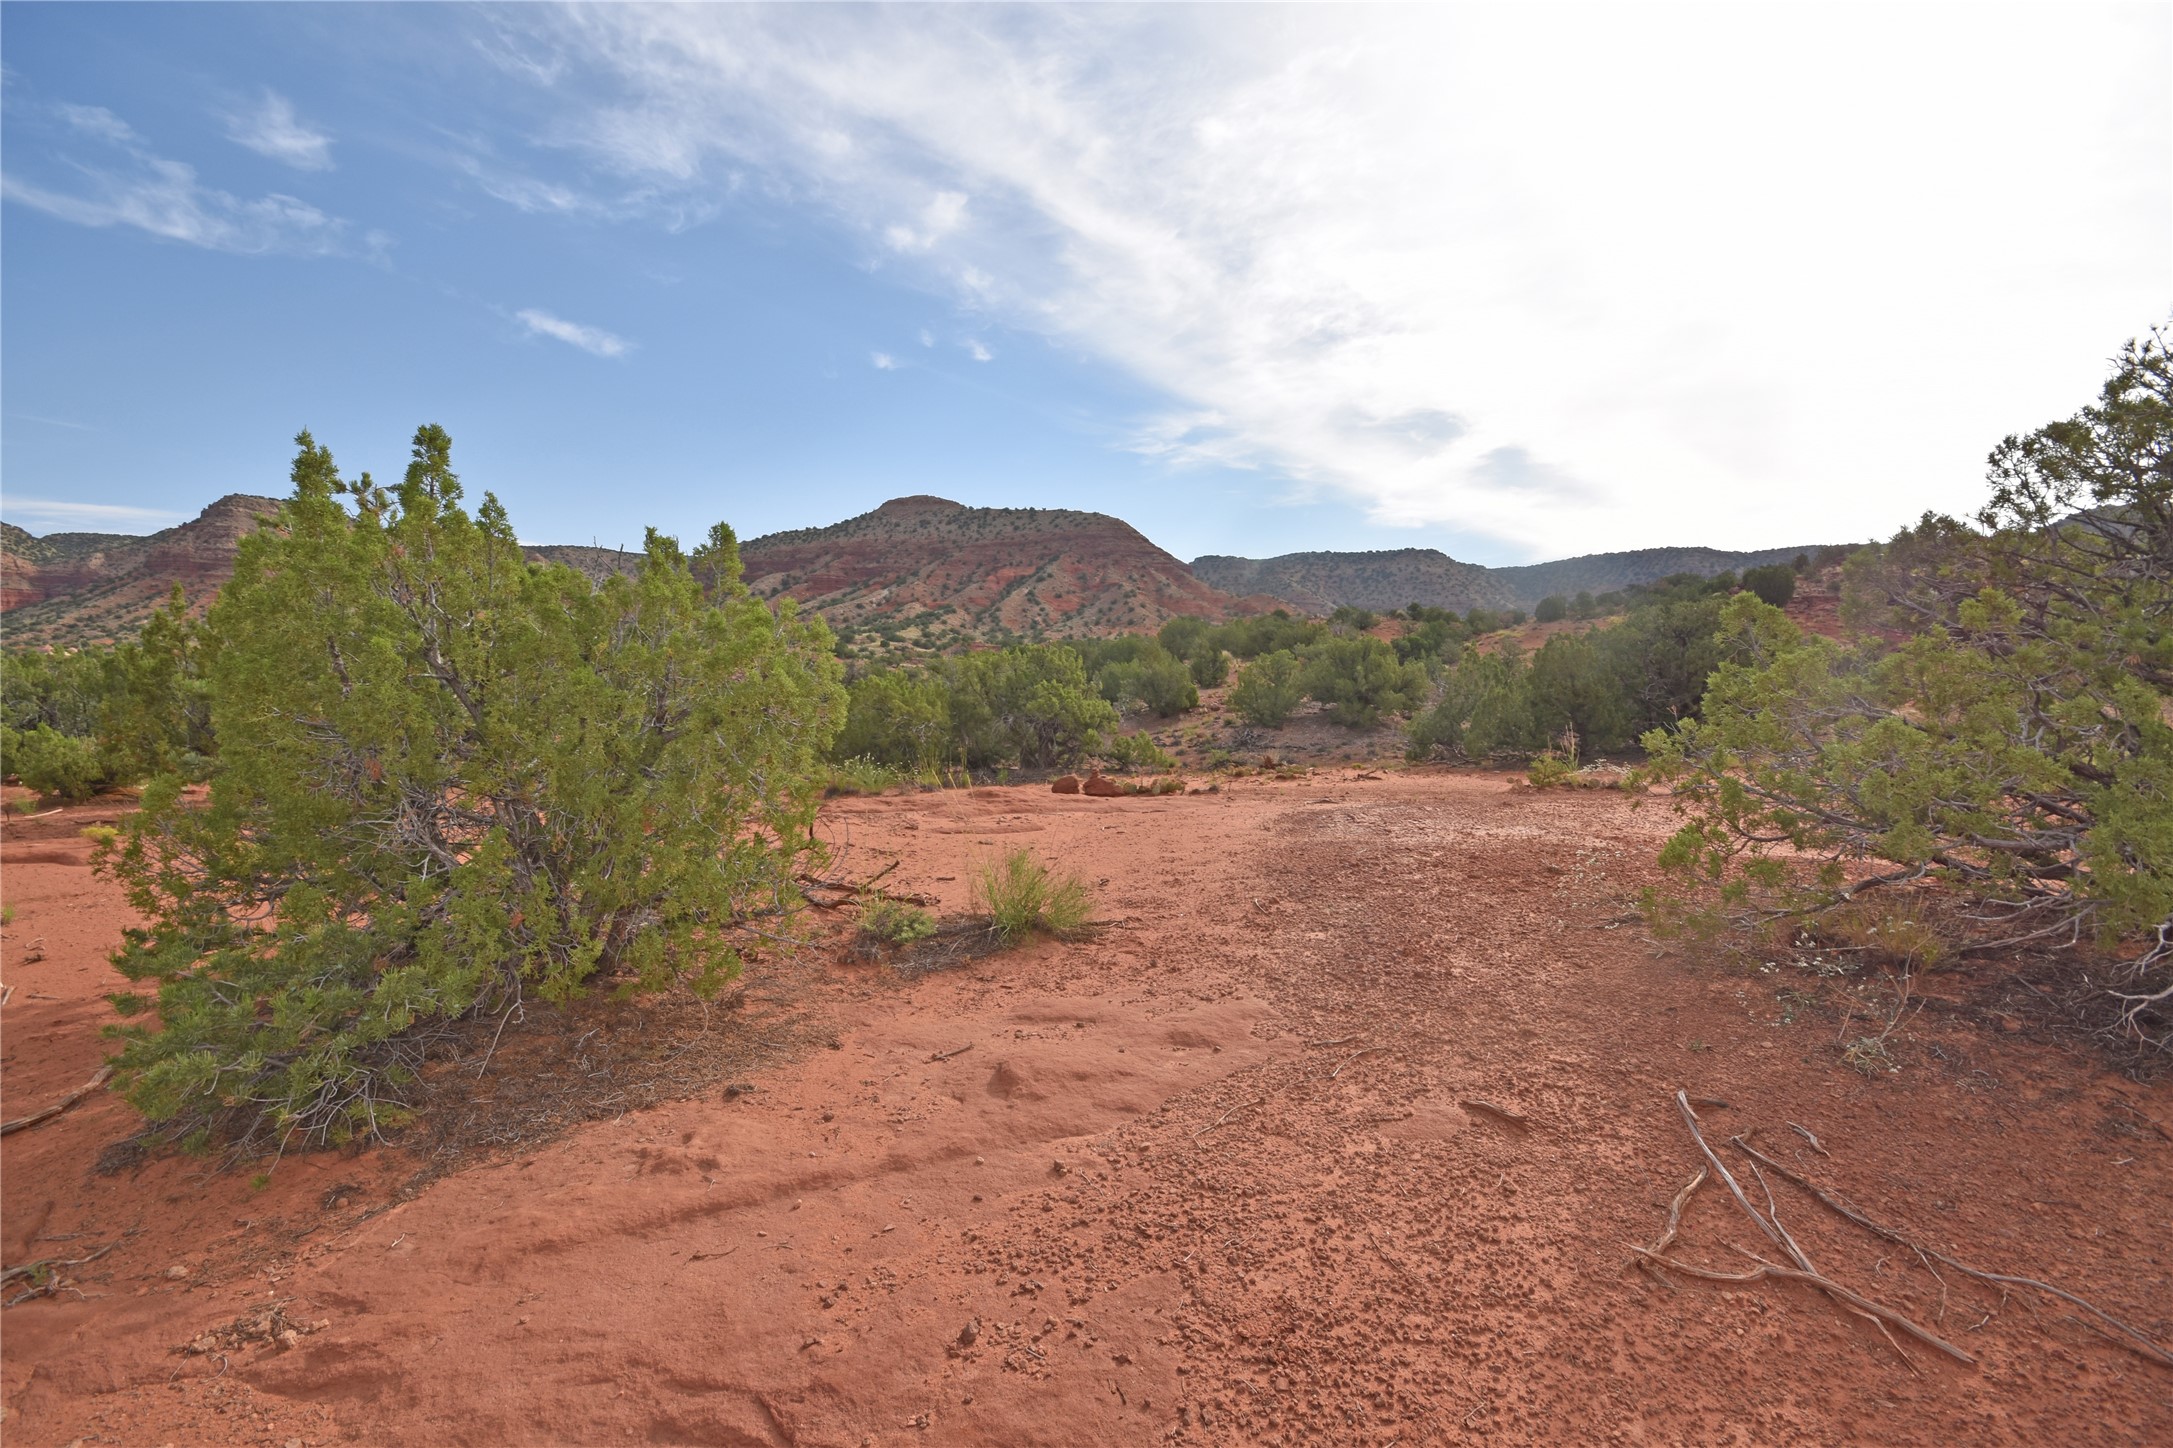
[7, 7, 2167, 1445]
[6, 766, 2169, 1446]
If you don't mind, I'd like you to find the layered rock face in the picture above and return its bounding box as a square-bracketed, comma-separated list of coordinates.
[1, 495, 283, 647]
[734, 496, 1253, 636]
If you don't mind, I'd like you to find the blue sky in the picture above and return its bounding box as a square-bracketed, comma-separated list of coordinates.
[3, 4, 2167, 566]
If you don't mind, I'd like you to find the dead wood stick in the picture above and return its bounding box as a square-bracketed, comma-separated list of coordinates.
[1731, 1135, 2173, 1370]
[1304, 1036, 1361, 1049]
[802, 860, 902, 897]
[1329, 1047, 1389, 1079]
[0, 1065, 113, 1136]
[930, 1043, 975, 1063]
[1788, 1121, 1831, 1156]
[1749, 1158, 1915, 1370]
[1194, 1097, 1266, 1138]
[1678, 1090, 1930, 1362]
[1628, 1247, 1975, 1365]
[1674, 1091, 1785, 1251]
[1631, 1166, 1708, 1284]
[1460, 1099, 1530, 1127]
[0, 1241, 115, 1287]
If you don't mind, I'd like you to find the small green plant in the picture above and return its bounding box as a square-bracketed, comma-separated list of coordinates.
[860, 895, 937, 944]
[1, 903, 14, 927]
[824, 757, 902, 796]
[974, 847, 1094, 945]
[1526, 752, 1577, 788]
[81, 824, 120, 846]
[11, 797, 40, 816]
[249, 1172, 272, 1191]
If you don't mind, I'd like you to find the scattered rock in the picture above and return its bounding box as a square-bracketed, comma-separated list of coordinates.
[1082, 773, 1124, 798]
[1050, 775, 1081, 794]
[163, 1265, 191, 1280]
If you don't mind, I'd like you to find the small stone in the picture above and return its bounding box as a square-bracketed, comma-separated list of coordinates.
[164, 1265, 191, 1280]
[956, 1318, 981, 1348]
[1050, 775, 1081, 795]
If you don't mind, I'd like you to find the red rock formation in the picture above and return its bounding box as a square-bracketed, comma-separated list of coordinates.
[737, 497, 1255, 637]
[0, 495, 282, 647]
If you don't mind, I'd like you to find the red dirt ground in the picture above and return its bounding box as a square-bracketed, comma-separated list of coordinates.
[4, 774, 2170, 1446]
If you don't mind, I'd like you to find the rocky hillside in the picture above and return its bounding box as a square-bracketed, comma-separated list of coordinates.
[733, 496, 1255, 638]
[1490, 544, 1839, 605]
[1191, 548, 1520, 615]
[0, 495, 283, 647]
[1196, 540, 1846, 614]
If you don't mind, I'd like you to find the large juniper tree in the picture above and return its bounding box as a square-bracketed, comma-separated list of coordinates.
[1641, 327, 2173, 1041]
[103, 427, 846, 1149]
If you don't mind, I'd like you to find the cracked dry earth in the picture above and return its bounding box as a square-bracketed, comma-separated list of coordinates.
[5, 772, 2171, 1446]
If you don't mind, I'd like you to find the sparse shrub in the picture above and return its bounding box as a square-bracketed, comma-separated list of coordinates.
[860, 895, 937, 944]
[973, 847, 1094, 945]
[1535, 595, 1569, 623]
[824, 757, 904, 795]
[1741, 564, 1797, 608]
[1187, 649, 1230, 689]
[81, 824, 120, 846]
[104, 426, 847, 1152]
[1526, 752, 1577, 788]
[1095, 643, 1197, 717]
[1229, 649, 1305, 727]
[1641, 327, 2173, 1037]
[1, 725, 107, 800]
[1300, 636, 1429, 728]
[1099, 729, 1176, 772]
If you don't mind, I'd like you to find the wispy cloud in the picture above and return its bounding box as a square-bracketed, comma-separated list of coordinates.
[506, 5, 2169, 556]
[964, 339, 992, 363]
[870, 351, 898, 371]
[4, 100, 368, 257]
[2, 497, 184, 531]
[224, 91, 334, 171]
[517, 307, 632, 358]
[5, 412, 94, 432]
[884, 190, 967, 253]
[57, 103, 134, 144]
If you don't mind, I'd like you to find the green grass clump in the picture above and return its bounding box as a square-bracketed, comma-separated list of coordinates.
[860, 895, 936, 944]
[824, 757, 904, 796]
[1526, 752, 1577, 788]
[973, 847, 1094, 945]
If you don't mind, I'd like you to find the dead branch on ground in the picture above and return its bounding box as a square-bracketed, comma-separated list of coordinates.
[0, 1065, 114, 1136]
[1730, 1132, 2173, 1370]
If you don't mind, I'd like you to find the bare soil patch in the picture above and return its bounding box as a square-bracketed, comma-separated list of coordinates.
[4, 774, 2169, 1445]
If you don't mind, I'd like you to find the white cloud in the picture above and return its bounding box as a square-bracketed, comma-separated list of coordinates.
[516, 308, 632, 358]
[964, 339, 992, 363]
[56, 103, 134, 144]
[883, 189, 968, 253]
[225, 92, 334, 171]
[919, 328, 935, 347]
[4, 102, 364, 257]
[2, 497, 183, 531]
[522, 5, 2171, 557]
[870, 351, 898, 370]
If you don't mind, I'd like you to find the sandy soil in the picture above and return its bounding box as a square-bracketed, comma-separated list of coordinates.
[4, 773, 2170, 1446]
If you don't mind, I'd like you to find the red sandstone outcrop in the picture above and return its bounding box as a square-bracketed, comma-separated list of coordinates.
[0, 495, 282, 647]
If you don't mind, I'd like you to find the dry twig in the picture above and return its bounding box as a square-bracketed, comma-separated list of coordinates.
[1731, 1134, 2173, 1370]
[0, 1065, 113, 1136]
